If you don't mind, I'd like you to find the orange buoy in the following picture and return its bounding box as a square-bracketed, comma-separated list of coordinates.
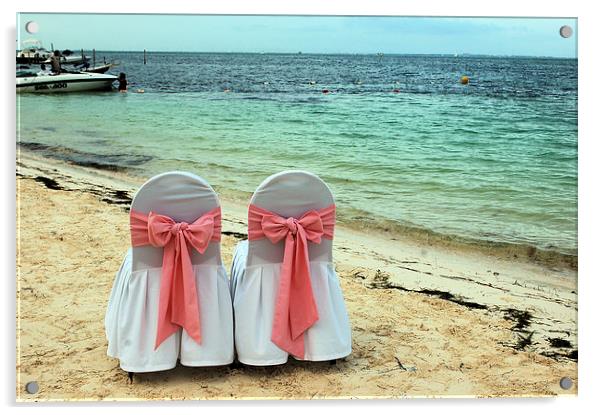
[460, 76, 469, 85]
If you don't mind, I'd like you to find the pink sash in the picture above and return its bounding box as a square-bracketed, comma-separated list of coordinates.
[130, 207, 221, 349]
[248, 204, 335, 358]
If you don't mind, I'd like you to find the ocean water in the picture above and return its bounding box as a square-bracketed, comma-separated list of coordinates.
[17, 52, 578, 261]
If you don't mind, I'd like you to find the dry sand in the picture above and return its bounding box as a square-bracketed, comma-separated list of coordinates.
[16, 151, 578, 401]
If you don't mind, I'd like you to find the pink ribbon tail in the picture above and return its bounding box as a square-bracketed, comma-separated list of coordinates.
[130, 208, 221, 350]
[248, 204, 335, 358]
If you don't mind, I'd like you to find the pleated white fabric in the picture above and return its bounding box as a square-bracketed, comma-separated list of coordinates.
[230, 171, 352, 365]
[105, 172, 234, 372]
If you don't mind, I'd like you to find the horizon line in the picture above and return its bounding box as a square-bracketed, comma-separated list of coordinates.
[15, 48, 576, 59]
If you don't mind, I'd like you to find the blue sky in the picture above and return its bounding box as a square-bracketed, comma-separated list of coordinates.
[17, 14, 577, 57]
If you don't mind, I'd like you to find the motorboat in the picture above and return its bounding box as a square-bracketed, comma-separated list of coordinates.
[17, 52, 89, 67]
[17, 40, 89, 65]
[16, 39, 51, 64]
[80, 60, 121, 74]
[82, 63, 113, 74]
[16, 71, 117, 93]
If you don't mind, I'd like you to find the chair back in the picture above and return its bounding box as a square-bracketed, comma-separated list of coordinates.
[130, 171, 222, 270]
[247, 170, 335, 266]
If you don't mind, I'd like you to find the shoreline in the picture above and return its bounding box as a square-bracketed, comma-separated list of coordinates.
[16, 150, 578, 400]
[17, 142, 577, 270]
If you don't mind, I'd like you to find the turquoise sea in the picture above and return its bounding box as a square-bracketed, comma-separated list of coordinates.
[17, 53, 578, 263]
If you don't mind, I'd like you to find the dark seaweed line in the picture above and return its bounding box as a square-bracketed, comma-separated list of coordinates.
[20, 172, 249, 240]
[436, 270, 574, 310]
[222, 230, 248, 240]
[354, 269, 577, 362]
[27, 174, 134, 211]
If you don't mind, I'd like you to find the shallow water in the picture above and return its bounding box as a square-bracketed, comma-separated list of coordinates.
[17, 52, 578, 258]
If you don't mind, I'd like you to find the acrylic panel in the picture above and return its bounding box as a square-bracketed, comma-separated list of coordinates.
[16, 13, 578, 400]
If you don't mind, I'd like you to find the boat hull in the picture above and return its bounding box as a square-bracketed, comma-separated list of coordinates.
[83, 64, 113, 74]
[16, 56, 48, 65]
[16, 73, 117, 93]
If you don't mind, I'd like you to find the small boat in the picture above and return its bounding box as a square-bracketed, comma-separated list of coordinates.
[83, 63, 113, 74]
[16, 39, 51, 64]
[80, 60, 121, 74]
[16, 72, 117, 93]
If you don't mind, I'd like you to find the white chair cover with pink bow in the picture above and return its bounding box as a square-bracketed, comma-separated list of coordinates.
[230, 171, 352, 365]
[105, 172, 234, 372]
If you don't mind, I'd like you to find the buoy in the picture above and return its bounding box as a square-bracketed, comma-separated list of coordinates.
[393, 89, 400, 93]
[460, 76, 469, 85]
[136, 89, 145, 94]
[309, 80, 316, 85]
[322, 89, 329, 94]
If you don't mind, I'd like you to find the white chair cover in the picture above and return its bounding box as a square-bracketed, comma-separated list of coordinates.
[230, 171, 352, 365]
[105, 171, 234, 372]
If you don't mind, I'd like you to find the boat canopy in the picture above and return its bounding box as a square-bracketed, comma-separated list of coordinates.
[21, 38, 46, 51]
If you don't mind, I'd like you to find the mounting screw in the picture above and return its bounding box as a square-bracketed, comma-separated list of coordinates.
[559, 25, 573, 39]
[559, 377, 573, 390]
[25, 381, 39, 394]
[25, 21, 39, 34]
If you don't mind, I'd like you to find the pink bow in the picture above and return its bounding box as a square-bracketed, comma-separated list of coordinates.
[248, 204, 335, 358]
[130, 207, 221, 349]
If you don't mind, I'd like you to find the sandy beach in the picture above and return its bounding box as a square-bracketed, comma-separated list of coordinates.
[16, 149, 577, 400]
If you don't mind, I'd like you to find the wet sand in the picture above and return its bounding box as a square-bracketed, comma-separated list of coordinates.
[16, 150, 577, 400]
